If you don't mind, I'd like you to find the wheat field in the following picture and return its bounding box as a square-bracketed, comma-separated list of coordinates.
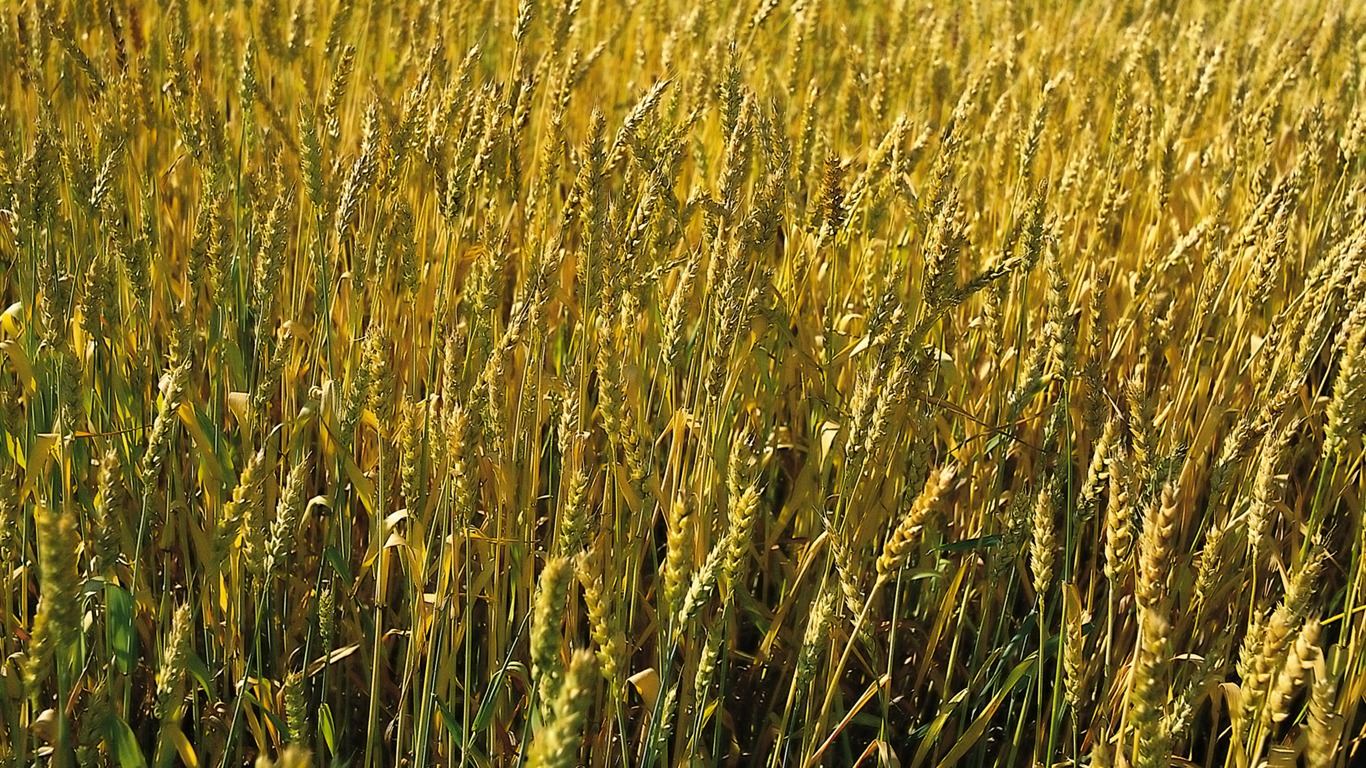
[2, 0, 1366, 766]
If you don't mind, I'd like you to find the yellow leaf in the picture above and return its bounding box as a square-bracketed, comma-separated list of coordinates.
[1063, 583, 1083, 626]
[627, 667, 660, 703]
[177, 403, 223, 483]
[818, 420, 841, 463]
[340, 449, 377, 516]
[226, 392, 251, 426]
[0, 302, 23, 339]
[32, 708, 57, 743]
[807, 675, 890, 768]
[613, 463, 642, 513]
[18, 433, 59, 503]
[170, 726, 199, 767]
[1, 340, 36, 394]
[306, 644, 362, 678]
[932, 347, 960, 388]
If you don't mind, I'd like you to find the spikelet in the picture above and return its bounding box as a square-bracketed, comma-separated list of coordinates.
[1008, 332, 1050, 417]
[91, 446, 126, 575]
[221, 448, 270, 576]
[1246, 419, 1298, 560]
[514, 0, 537, 46]
[1126, 370, 1154, 487]
[299, 102, 325, 210]
[317, 582, 335, 651]
[141, 358, 193, 485]
[692, 622, 723, 702]
[527, 650, 596, 768]
[322, 50, 356, 143]
[722, 484, 760, 599]
[398, 400, 426, 513]
[825, 514, 868, 620]
[841, 364, 881, 467]
[1235, 606, 1270, 733]
[595, 319, 647, 484]
[718, 42, 744, 143]
[239, 37, 258, 141]
[1078, 414, 1120, 521]
[703, 245, 759, 404]
[1103, 446, 1136, 583]
[1210, 385, 1296, 499]
[1020, 181, 1050, 273]
[39, 4, 105, 92]
[54, 345, 85, 433]
[0, 461, 14, 561]
[284, 1, 306, 59]
[1063, 585, 1089, 712]
[575, 552, 625, 692]
[795, 588, 835, 694]
[283, 671, 309, 745]
[1307, 660, 1340, 768]
[1325, 312, 1366, 456]
[877, 464, 955, 583]
[577, 111, 610, 281]
[609, 78, 672, 169]
[1163, 632, 1229, 745]
[856, 356, 912, 469]
[1019, 75, 1057, 177]
[1135, 481, 1179, 611]
[1042, 250, 1078, 382]
[267, 456, 312, 580]
[1191, 522, 1227, 616]
[334, 101, 382, 243]
[817, 154, 845, 245]
[677, 542, 724, 633]
[342, 327, 388, 441]
[155, 604, 192, 722]
[1263, 618, 1319, 728]
[25, 505, 82, 689]
[661, 498, 692, 617]
[992, 490, 1031, 578]
[924, 191, 966, 309]
[556, 459, 589, 557]
[79, 249, 115, 342]
[532, 557, 573, 702]
[322, 0, 356, 61]
[1129, 607, 1172, 768]
[550, 0, 580, 52]
[661, 250, 701, 371]
[1029, 483, 1056, 600]
[1237, 546, 1326, 735]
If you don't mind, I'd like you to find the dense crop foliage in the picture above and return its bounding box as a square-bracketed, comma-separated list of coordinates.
[3, 0, 1366, 766]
